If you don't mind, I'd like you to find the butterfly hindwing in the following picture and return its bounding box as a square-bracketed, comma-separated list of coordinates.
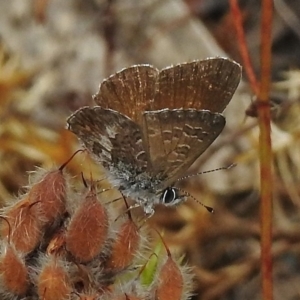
[142, 109, 226, 187]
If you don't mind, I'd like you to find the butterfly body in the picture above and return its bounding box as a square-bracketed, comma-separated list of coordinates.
[108, 166, 167, 215]
[67, 58, 241, 215]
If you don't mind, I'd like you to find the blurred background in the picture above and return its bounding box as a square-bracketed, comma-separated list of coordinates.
[1, 0, 300, 299]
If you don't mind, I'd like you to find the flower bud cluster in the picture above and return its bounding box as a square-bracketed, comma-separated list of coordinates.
[0, 158, 193, 300]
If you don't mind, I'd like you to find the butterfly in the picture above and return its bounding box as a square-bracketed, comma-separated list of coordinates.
[67, 58, 241, 216]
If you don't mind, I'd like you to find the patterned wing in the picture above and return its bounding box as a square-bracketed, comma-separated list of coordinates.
[67, 106, 148, 173]
[153, 58, 241, 112]
[93, 65, 159, 124]
[142, 109, 226, 187]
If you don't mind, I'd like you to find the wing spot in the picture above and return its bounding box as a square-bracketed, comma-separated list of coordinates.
[148, 128, 156, 136]
[176, 144, 190, 155]
[136, 151, 147, 161]
[92, 142, 104, 154]
[184, 124, 198, 138]
[173, 127, 182, 139]
[162, 130, 172, 141]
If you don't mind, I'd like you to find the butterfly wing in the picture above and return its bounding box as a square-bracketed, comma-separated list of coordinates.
[93, 58, 241, 121]
[67, 106, 148, 173]
[153, 58, 241, 112]
[142, 109, 226, 188]
[93, 65, 159, 124]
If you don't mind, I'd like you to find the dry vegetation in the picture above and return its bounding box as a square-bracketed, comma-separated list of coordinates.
[0, 0, 300, 299]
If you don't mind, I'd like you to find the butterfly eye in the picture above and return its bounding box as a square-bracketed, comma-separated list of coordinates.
[160, 187, 180, 206]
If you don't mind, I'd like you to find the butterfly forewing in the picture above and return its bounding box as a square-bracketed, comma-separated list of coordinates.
[67, 107, 148, 172]
[154, 58, 241, 113]
[93, 65, 159, 124]
[142, 109, 226, 187]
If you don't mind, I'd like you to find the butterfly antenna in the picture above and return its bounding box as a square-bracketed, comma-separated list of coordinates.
[176, 163, 236, 182]
[173, 187, 214, 213]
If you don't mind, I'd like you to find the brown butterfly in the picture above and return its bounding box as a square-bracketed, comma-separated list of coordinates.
[67, 58, 241, 215]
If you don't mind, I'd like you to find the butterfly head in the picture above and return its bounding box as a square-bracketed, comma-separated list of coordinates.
[158, 187, 186, 207]
[138, 186, 186, 216]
